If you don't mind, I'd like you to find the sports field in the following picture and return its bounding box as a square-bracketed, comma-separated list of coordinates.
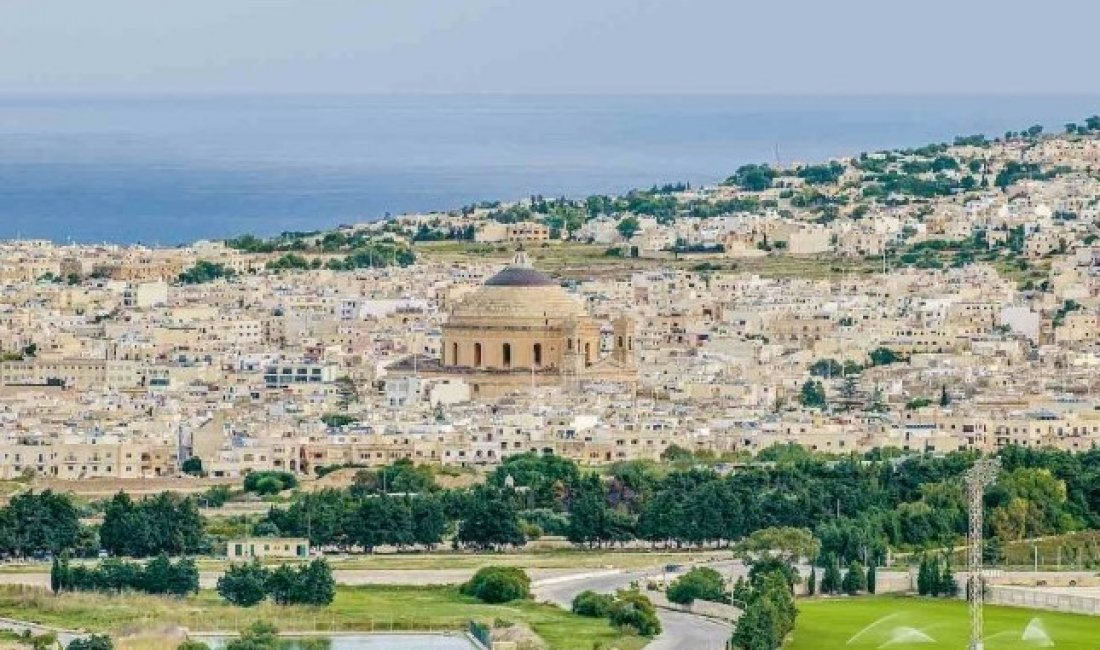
[789, 596, 1099, 650]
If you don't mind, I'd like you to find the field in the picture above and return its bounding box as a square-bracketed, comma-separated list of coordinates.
[0, 585, 647, 650]
[414, 240, 882, 280]
[789, 596, 1100, 650]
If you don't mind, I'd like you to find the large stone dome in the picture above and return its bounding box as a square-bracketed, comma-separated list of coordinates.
[449, 251, 588, 326]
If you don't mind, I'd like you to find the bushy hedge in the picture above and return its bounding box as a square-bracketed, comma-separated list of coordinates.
[243, 471, 298, 495]
[608, 590, 662, 637]
[459, 567, 530, 604]
[51, 554, 198, 596]
[666, 566, 729, 605]
[572, 589, 660, 637]
[571, 590, 615, 617]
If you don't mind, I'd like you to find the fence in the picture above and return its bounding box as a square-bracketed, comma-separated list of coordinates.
[468, 620, 492, 648]
[987, 585, 1100, 616]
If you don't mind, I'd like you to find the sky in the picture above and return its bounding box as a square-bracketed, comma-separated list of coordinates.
[2, 0, 1099, 95]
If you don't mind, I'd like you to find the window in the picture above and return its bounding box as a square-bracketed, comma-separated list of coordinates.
[452, 342, 459, 365]
[533, 343, 542, 366]
[503, 343, 512, 368]
[474, 343, 482, 367]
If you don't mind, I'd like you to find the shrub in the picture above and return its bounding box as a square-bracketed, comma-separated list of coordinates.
[243, 471, 298, 494]
[177, 642, 212, 650]
[460, 567, 531, 604]
[571, 590, 615, 617]
[608, 590, 661, 637]
[666, 566, 729, 605]
[67, 636, 113, 650]
[225, 622, 279, 650]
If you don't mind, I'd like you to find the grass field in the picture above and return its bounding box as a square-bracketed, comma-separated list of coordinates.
[414, 240, 885, 279]
[790, 596, 1100, 650]
[0, 585, 647, 650]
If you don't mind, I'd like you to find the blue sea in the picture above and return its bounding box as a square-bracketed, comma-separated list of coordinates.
[1, 94, 1099, 244]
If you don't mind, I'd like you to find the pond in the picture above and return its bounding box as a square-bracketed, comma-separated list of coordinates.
[200, 633, 476, 649]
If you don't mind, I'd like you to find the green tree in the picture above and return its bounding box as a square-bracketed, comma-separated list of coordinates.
[726, 164, 776, 192]
[820, 554, 842, 595]
[616, 216, 641, 240]
[842, 560, 867, 595]
[731, 572, 796, 650]
[294, 559, 336, 606]
[178, 261, 234, 285]
[799, 380, 827, 409]
[457, 487, 526, 549]
[181, 457, 203, 476]
[737, 527, 821, 566]
[217, 561, 269, 607]
[51, 553, 70, 594]
[938, 556, 958, 597]
[808, 359, 842, 378]
[806, 567, 816, 596]
[869, 347, 902, 366]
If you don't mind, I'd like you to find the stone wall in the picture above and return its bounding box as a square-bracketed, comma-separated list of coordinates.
[987, 586, 1100, 616]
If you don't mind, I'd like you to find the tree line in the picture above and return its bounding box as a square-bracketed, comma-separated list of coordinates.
[5, 445, 1100, 566]
[51, 554, 198, 597]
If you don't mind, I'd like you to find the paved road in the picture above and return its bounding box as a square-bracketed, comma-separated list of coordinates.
[0, 567, 588, 590]
[533, 562, 739, 650]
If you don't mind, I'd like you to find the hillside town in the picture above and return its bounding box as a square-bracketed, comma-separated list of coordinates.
[6, 123, 1100, 482]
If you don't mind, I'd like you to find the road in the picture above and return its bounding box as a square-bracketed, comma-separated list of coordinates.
[0, 566, 590, 590]
[533, 562, 741, 650]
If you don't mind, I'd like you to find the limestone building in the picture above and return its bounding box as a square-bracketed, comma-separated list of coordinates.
[388, 250, 637, 398]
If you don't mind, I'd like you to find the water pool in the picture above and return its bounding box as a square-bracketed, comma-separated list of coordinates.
[200, 633, 476, 649]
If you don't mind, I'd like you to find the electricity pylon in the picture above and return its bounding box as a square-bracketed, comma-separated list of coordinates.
[965, 456, 1000, 650]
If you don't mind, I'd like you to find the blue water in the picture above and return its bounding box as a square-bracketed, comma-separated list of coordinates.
[1, 94, 1099, 244]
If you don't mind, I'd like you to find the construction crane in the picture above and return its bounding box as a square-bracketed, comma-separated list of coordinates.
[964, 456, 1000, 650]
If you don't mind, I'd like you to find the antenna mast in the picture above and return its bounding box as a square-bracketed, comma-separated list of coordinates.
[965, 456, 1000, 650]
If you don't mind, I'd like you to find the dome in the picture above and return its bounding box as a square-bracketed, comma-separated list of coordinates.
[484, 265, 557, 287]
[449, 251, 588, 325]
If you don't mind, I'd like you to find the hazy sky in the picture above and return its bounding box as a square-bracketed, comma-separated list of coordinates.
[2, 0, 1098, 95]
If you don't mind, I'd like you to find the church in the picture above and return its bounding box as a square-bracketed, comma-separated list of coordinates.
[389, 250, 637, 399]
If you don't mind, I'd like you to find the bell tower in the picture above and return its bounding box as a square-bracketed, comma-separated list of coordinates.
[612, 316, 636, 366]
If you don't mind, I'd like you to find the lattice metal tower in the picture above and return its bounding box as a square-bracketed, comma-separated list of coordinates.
[964, 456, 1000, 650]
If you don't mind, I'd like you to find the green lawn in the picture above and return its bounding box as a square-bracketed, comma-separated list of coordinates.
[0, 585, 647, 650]
[790, 596, 1100, 650]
